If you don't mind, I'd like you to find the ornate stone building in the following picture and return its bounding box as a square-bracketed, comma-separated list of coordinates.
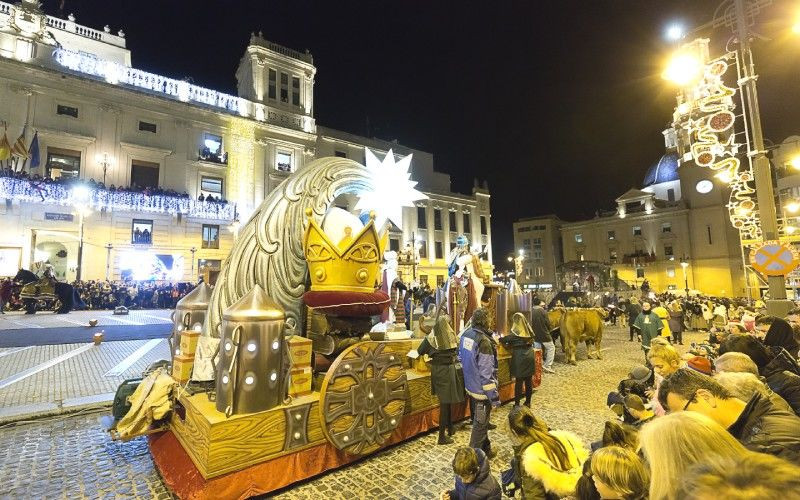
[0, 0, 492, 283]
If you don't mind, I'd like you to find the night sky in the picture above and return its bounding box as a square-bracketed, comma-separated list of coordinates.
[42, 1, 800, 262]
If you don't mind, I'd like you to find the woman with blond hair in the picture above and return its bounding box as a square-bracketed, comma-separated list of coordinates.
[590, 446, 649, 500]
[508, 405, 588, 499]
[639, 412, 750, 500]
[501, 312, 537, 407]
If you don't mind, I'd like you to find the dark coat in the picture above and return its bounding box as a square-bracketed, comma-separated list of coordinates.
[765, 320, 799, 359]
[417, 337, 465, 405]
[530, 306, 552, 343]
[449, 448, 501, 500]
[627, 303, 642, 323]
[763, 347, 800, 416]
[728, 392, 800, 463]
[668, 310, 684, 334]
[500, 334, 536, 379]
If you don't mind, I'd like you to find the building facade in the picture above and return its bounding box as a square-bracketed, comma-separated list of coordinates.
[511, 215, 562, 290]
[514, 130, 749, 297]
[0, 0, 492, 282]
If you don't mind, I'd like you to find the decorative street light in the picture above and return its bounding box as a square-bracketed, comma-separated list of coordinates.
[663, 0, 793, 316]
[680, 256, 690, 297]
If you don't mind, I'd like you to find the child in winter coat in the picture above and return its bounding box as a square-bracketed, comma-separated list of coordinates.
[443, 446, 501, 500]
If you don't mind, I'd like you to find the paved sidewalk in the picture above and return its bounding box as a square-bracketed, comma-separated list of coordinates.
[0, 339, 171, 422]
[0, 309, 173, 330]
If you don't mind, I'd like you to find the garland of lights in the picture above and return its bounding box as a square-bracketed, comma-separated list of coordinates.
[0, 177, 236, 220]
[682, 55, 761, 240]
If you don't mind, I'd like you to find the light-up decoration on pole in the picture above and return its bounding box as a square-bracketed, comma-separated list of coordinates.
[227, 118, 256, 220]
[680, 55, 761, 240]
[354, 149, 427, 230]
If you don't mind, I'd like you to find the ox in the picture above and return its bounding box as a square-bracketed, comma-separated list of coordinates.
[548, 307, 605, 365]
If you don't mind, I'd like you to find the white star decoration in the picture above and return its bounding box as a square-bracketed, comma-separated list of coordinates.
[355, 148, 427, 229]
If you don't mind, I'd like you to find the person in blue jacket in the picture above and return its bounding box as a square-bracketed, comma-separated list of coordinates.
[443, 446, 501, 500]
[459, 308, 500, 457]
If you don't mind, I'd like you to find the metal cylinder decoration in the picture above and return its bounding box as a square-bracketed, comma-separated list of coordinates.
[495, 289, 508, 335]
[171, 282, 213, 357]
[215, 284, 287, 417]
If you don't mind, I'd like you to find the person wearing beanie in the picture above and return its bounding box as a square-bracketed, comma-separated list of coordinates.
[687, 356, 713, 376]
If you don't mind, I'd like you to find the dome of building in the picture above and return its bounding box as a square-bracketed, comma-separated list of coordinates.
[642, 152, 680, 187]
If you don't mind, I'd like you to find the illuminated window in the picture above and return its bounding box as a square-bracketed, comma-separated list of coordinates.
[132, 219, 153, 245]
[202, 224, 220, 249]
[667, 267, 676, 278]
[664, 245, 674, 259]
[434, 209, 442, 230]
[662, 222, 672, 233]
[45, 147, 81, 180]
[575, 233, 583, 243]
[435, 242, 443, 259]
[268, 69, 276, 100]
[56, 104, 78, 118]
[203, 133, 222, 154]
[633, 226, 642, 236]
[417, 206, 427, 229]
[607, 230, 616, 240]
[418, 241, 427, 258]
[292, 76, 300, 106]
[138, 121, 157, 133]
[276, 151, 293, 172]
[130, 159, 159, 188]
[280, 72, 289, 103]
[200, 176, 223, 199]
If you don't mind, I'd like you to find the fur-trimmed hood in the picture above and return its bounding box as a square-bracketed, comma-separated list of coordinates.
[520, 430, 589, 498]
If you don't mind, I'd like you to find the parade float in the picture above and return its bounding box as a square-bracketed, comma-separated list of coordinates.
[122, 150, 533, 499]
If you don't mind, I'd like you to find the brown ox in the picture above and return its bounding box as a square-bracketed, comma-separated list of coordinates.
[549, 307, 605, 365]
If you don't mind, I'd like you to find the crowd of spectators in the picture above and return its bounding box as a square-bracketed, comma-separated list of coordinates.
[0, 277, 195, 312]
[439, 294, 800, 500]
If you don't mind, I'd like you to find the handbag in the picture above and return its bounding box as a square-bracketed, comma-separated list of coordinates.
[501, 457, 519, 497]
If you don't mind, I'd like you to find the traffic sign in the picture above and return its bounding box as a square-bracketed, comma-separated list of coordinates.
[749, 241, 800, 277]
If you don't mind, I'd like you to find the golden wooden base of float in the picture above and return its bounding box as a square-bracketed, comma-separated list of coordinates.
[150, 339, 518, 499]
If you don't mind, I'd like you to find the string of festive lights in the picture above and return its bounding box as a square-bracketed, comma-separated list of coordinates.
[0, 177, 236, 220]
[683, 55, 761, 240]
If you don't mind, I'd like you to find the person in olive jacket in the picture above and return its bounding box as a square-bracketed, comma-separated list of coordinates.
[418, 314, 465, 444]
[501, 313, 537, 407]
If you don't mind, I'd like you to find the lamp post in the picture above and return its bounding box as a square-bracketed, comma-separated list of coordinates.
[664, 0, 792, 316]
[680, 256, 690, 297]
[70, 185, 91, 281]
[190, 247, 197, 280]
[105, 243, 113, 281]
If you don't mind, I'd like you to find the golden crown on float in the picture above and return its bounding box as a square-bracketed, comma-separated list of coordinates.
[303, 207, 388, 293]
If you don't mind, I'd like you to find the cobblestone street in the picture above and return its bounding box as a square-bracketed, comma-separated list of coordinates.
[0, 326, 708, 499]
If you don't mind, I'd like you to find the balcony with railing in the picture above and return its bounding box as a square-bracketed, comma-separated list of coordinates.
[0, 175, 236, 220]
[621, 250, 657, 265]
[0, 2, 127, 47]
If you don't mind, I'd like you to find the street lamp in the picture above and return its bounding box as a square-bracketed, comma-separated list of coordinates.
[105, 243, 113, 281]
[71, 186, 91, 281]
[190, 247, 197, 280]
[662, 52, 702, 86]
[680, 256, 690, 296]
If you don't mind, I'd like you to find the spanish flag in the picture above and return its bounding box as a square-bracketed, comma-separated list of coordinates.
[11, 127, 28, 159]
[0, 129, 11, 161]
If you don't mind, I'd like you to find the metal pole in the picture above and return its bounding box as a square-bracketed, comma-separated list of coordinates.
[733, 0, 790, 315]
[76, 211, 84, 281]
[412, 231, 416, 281]
[105, 243, 112, 281]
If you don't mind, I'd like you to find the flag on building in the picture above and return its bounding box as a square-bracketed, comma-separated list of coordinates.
[29, 131, 40, 168]
[0, 129, 11, 161]
[11, 127, 29, 159]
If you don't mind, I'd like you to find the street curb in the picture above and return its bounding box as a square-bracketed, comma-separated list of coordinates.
[0, 393, 114, 425]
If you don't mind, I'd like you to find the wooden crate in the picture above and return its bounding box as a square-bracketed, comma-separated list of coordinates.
[289, 366, 313, 397]
[171, 354, 194, 383]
